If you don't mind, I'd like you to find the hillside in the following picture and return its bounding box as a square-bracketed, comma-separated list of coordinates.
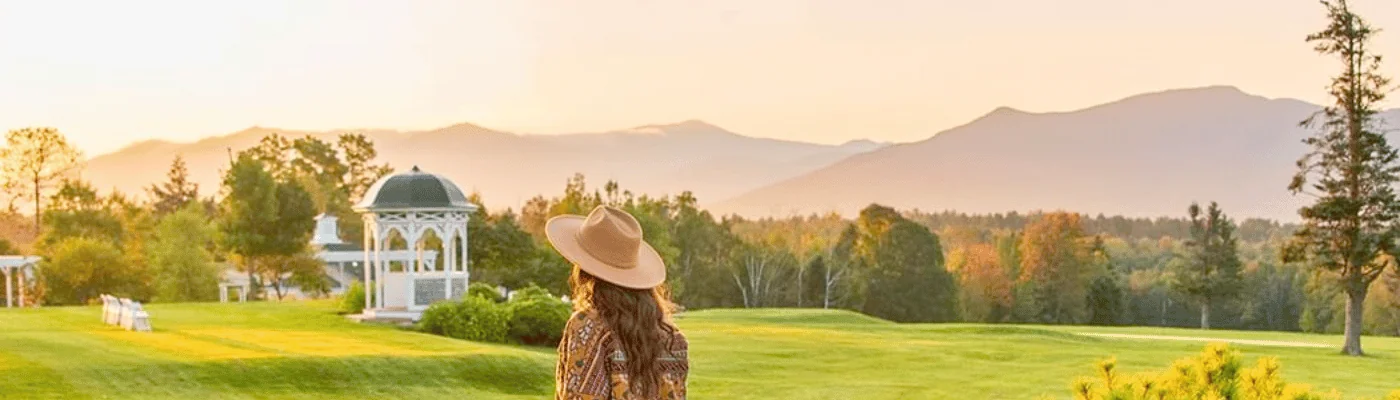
[712, 86, 1400, 221]
[2, 302, 1398, 399]
[81, 121, 883, 209]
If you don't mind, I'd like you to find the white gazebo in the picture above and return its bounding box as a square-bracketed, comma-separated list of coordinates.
[0, 256, 39, 308]
[355, 166, 475, 321]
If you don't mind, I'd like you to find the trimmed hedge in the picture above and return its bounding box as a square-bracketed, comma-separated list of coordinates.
[507, 294, 571, 346]
[419, 284, 571, 347]
[420, 295, 510, 343]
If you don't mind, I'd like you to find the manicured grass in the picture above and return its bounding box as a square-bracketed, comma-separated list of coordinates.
[2, 302, 1398, 399]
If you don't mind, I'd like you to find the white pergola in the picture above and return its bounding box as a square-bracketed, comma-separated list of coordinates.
[0, 256, 39, 308]
[355, 166, 476, 320]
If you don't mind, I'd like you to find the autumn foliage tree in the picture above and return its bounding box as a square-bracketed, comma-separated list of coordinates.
[1018, 212, 1094, 324]
[950, 243, 1012, 322]
[0, 127, 83, 235]
[1285, 0, 1398, 356]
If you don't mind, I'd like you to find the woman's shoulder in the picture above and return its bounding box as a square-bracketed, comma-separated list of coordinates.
[565, 310, 609, 335]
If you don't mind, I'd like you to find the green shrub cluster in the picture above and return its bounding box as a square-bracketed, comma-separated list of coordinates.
[506, 285, 571, 346]
[1066, 343, 1400, 400]
[419, 284, 570, 346]
[341, 281, 368, 314]
[420, 295, 511, 343]
[468, 282, 505, 303]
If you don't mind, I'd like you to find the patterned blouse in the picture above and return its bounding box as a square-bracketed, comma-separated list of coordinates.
[555, 310, 689, 399]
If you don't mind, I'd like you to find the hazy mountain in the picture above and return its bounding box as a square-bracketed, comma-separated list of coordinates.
[82, 120, 880, 209]
[711, 86, 1400, 221]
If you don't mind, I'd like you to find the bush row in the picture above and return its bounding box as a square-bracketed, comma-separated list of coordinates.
[419, 282, 571, 346]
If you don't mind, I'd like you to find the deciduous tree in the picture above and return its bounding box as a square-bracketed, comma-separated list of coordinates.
[149, 205, 219, 302]
[40, 237, 142, 305]
[1018, 212, 1093, 324]
[0, 127, 82, 235]
[950, 243, 1012, 322]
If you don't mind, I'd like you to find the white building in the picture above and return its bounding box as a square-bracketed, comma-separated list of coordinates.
[217, 214, 440, 302]
[0, 256, 39, 308]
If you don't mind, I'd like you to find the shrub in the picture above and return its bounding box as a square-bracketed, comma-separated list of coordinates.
[1068, 343, 1348, 400]
[420, 296, 510, 343]
[511, 283, 554, 302]
[507, 294, 570, 346]
[42, 237, 145, 305]
[468, 282, 504, 302]
[342, 281, 368, 314]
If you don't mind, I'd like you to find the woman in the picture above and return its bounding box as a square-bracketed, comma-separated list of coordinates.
[546, 205, 689, 399]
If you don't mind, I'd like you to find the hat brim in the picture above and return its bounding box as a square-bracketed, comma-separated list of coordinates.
[545, 215, 667, 289]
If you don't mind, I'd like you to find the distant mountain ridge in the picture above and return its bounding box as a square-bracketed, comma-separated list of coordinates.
[83, 121, 885, 209]
[710, 86, 1400, 221]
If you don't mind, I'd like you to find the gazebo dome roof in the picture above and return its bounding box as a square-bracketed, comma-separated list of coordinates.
[354, 166, 476, 211]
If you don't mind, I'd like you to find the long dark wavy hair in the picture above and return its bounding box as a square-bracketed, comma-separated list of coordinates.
[569, 266, 678, 397]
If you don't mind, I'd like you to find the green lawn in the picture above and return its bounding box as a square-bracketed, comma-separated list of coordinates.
[2, 302, 1398, 399]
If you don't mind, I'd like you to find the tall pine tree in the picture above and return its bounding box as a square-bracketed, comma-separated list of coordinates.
[1285, 0, 1398, 356]
[146, 156, 200, 216]
[1171, 202, 1243, 330]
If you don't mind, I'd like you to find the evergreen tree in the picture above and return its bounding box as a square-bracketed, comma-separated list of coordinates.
[1086, 236, 1126, 326]
[1285, 0, 1397, 355]
[1171, 202, 1244, 330]
[146, 156, 200, 216]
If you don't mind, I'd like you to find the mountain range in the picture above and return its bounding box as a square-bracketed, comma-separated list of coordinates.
[711, 86, 1400, 221]
[83, 120, 886, 210]
[82, 86, 1400, 221]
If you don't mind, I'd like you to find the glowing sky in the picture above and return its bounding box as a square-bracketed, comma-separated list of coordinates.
[2, 0, 1398, 155]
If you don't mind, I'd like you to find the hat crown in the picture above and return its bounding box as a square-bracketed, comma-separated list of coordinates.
[575, 206, 643, 269]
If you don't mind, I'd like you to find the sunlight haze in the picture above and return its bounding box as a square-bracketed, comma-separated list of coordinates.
[2, 0, 1398, 155]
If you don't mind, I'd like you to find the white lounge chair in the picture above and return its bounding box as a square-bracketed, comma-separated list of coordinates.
[100, 295, 111, 324]
[128, 301, 151, 332]
[118, 298, 133, 330]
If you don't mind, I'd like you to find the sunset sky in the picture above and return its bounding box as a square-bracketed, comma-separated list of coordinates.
[2, 0, 1398, 155]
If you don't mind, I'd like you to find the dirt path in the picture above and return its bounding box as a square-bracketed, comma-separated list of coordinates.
[1077, 332, 1332, 348]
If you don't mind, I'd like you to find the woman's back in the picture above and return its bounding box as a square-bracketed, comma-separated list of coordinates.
[556, 310, 689, 399]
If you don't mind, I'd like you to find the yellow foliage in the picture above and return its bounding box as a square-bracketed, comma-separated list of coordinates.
[1069, 343, 1350, 400]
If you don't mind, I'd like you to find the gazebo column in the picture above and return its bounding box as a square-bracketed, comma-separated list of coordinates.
[363, 221, 373, 312]
[470, 220, 476, 282]
[406, 225, 419, 308]
[444, 228, 454, 299]
[4, 268, 11, 308]
[376, 235, 386, 309]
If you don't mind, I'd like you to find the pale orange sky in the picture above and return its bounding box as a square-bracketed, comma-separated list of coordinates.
[2, 0, 1398, 155]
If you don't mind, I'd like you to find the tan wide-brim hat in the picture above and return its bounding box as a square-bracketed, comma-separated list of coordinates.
[546, 205, 666, 289]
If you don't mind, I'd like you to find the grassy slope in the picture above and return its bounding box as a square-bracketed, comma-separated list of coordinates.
[2, 302, 1398, 399]
[683, 309, 1400, 399]
[0, 302, 555, 399]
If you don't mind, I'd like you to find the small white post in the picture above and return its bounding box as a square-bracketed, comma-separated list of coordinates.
[18, 265, 25, 307]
